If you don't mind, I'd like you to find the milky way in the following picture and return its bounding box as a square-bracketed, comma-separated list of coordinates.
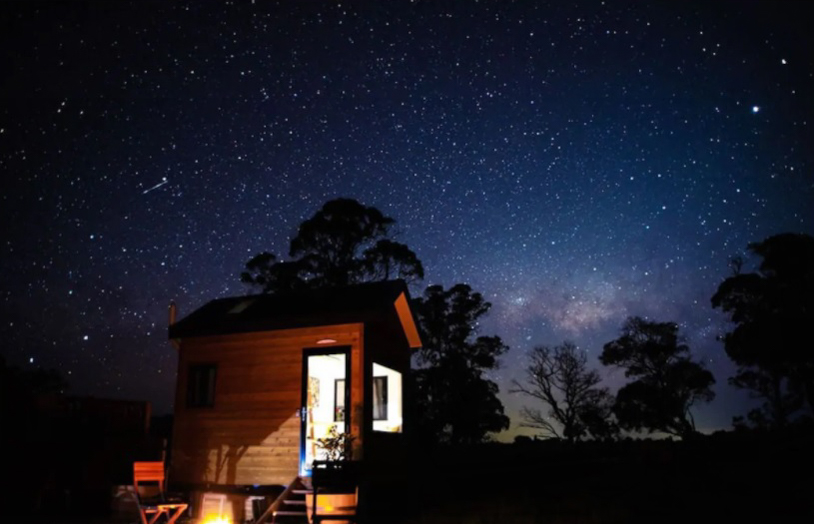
[2, 1, 812, 438]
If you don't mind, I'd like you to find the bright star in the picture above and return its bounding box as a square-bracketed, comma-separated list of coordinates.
[752, 106, 760, 113]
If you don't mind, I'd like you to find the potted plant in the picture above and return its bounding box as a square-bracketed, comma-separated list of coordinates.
[315, 424, 355, 462]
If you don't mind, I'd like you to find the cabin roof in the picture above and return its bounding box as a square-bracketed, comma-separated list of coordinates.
[169, 279, 419, 345]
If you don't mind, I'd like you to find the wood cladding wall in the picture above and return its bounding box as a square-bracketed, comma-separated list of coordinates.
[171, 324, 363, 487]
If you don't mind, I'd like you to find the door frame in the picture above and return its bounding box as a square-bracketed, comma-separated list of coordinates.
[300, 346, 352, 476]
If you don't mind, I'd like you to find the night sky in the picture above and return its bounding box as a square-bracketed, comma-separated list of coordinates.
[2, 1, 812, 439]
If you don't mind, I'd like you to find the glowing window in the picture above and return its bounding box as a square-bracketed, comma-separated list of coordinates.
[372, 376, 388, 420]
[372, 363, 402, 433]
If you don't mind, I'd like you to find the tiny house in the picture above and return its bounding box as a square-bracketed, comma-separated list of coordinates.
[168, 280, 421, 522]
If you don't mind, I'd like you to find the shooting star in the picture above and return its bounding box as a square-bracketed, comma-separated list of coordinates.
[143, 177, 169, 195]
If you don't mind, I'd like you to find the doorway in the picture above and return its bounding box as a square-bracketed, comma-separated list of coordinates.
[301, 347, 350, 476]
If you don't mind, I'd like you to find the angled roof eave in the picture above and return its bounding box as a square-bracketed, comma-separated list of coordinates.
[394, 290, 422, 349]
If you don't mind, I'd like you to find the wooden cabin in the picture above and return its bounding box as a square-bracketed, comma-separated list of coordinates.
[168, 280, 421, 523]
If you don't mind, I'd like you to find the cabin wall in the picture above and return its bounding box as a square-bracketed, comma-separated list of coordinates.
[171, 323, 363, 488]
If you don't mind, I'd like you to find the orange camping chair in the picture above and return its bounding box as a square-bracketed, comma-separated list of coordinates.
[132, 461, 188, 524]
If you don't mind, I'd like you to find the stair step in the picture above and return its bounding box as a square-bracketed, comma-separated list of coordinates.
[292, 489, 313, 495]
[272, 515, 309, 524]
[283, 500, 305, 506]
[274, 510, 308, 516]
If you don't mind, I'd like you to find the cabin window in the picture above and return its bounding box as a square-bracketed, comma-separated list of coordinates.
[187, 363, 217, 408]
[372, 363, 402, 433]
[372, 377, 388, 420]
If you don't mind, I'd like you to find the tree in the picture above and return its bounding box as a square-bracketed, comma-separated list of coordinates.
[362, 239, 425, 283]
[511, 342, 616, 442]
[241, 198, 424, 293]
[240, 252, 309, 293]
[411, 284, 510, 445]
[711, 233, 814, 427]
[600, 317, 715, 438]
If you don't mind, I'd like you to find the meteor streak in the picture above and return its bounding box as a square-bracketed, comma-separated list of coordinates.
[143, 178, 168, 194]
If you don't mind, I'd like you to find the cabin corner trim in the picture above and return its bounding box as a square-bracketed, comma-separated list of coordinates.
[394, 292, 421, 349]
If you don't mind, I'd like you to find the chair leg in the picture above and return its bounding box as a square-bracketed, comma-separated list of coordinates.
[167, 507, 186, 524]
[147, 510, 163, 524]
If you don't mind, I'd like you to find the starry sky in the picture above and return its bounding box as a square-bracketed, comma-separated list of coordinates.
[2, 1, 812, 439]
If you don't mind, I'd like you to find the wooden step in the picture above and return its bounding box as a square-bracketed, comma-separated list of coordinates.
[274, 510, 307, 516]
[292, 489, 313, 495]
[283, 500, 305, 506]
[272, 513, 309, 524]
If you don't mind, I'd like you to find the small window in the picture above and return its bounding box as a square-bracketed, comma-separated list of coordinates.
[372, 363, 402, 433]
[372, 376, 388, 421]
[187, 364, 217, 408]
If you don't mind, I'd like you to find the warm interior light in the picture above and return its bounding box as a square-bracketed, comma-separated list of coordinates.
[203, 516, 231, 524]
[316, 338, 337, 344]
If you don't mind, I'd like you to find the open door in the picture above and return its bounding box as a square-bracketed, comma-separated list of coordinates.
[301, 347, 351, 476]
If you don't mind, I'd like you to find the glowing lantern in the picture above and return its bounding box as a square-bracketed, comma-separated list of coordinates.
[202, 516, 231, 524]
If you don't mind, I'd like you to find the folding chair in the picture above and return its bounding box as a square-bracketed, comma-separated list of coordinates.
[132, 461, 188, 524]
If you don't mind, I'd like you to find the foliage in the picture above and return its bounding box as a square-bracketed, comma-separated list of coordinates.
[511, 342, 617, 442]
[711, 233, 814, 428]
[241, 252, 308, 293]
[241, 198, 423, 292]
[599, 317, 715, 438]
[315, 424, 356, 461]
[362, 239, 424, 282]
[411, 284, 510, 445]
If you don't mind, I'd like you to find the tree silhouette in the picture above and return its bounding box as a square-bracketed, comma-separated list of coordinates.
[511, 342, 616, 442]
[240, 252, 308, 293]
[241, 198, 423, 293]
[362, 239, 424, 283]
[711, 233, 814, 428]
[600, 317, 715, 438]
[411, 284, 509, 445]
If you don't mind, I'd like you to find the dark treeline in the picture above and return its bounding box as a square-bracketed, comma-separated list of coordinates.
[510, 233, 814, 441]
[512, 318, 716, 441]
[241, 198, 814, 442]
[9, 199, 813, 449]
[6, 197, 813, 521]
